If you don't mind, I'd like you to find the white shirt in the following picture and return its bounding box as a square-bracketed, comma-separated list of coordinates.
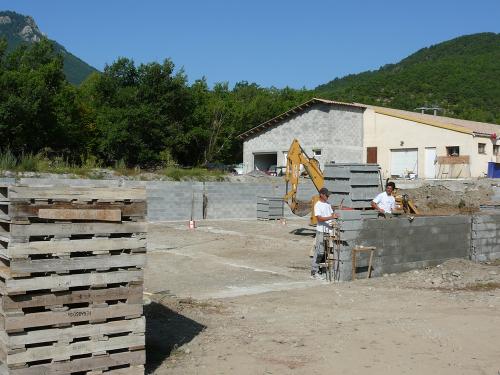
[372, 192, 396, 213]
[314, 200, 333, 233]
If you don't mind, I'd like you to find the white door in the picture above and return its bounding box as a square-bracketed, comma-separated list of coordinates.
[390, 149, 418, 178]
[425, 147, 437, 179]
[282, 152, 288, 166]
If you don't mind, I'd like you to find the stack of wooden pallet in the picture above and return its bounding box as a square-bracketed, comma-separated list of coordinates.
[0, 184, 147, 375]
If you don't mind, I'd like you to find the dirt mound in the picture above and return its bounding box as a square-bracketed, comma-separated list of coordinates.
[400, 183, 495, 215]
[365, 258, 500, 291]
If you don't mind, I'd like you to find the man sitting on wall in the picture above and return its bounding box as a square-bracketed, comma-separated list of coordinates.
[371, 181, 396, 217]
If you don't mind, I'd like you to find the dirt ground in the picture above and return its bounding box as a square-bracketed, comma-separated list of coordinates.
[143, 218, 500, 375]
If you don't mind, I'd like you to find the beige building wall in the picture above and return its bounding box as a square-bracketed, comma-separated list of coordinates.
[363, 108, 495, 178]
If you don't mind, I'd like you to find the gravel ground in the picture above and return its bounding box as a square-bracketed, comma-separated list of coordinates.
[144, 219, 500, 375]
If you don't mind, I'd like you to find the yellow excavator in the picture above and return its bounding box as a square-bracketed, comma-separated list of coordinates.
[283, 139, 325, 225]
[283, 139, 418, 223]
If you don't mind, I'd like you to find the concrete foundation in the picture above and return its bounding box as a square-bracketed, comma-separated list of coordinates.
[2, 177, 499, 280]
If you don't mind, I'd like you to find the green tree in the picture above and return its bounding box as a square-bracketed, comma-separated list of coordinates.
[0, 37, 85, 158]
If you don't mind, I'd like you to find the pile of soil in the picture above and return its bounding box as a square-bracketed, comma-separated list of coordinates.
[400, 183, 495, 215]
[362, 258, 500, 291]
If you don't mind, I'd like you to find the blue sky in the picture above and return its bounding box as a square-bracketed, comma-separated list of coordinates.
[2, 0, 499, 89]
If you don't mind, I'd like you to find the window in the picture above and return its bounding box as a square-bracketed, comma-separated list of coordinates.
[478, 143, 486, 154]
[494, 145, 499, 156]
[446, 146, 460, 156]
[312, 149, 322, 157]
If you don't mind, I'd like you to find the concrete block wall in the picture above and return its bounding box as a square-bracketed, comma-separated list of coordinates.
[202, 183, 275, 220]
[471, 214, 500, 262]
[3, 178, 499, 278]
[337, 215, 471, 280]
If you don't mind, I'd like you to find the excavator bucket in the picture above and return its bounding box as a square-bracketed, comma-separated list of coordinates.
[292, 200, 313, 217]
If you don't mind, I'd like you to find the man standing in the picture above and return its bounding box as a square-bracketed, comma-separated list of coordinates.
[311, 187, 338, 280]
[371, 181, 396, 216]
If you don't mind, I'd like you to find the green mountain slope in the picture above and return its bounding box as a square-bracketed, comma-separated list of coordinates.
[315, 33, 500, 124]
[0, 10, 98, 84]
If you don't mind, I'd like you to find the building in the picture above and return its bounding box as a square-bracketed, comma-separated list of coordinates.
[239, 98, 500, 179]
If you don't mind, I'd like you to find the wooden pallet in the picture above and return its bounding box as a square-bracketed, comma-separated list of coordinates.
[0, 186, 146, 203]
[1, 302, 143, 332]
[0, 285, 143, 313]
[0, 222, 147, 244]
[0, 236, 146, 259]
[0, 317, 145, 351]
[0, 332, 145, 366]
[1, 334, 145, 368]
[0, 324, 144, 366]
[2, 252, 146, 276]
[0, 267, 144, 295]
[0, 352, 145, 375]
[1, 201, 146, 224]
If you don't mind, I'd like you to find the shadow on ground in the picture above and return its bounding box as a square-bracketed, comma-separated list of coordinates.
[289, 227, 316, 237]
[145, 301, 206, 374]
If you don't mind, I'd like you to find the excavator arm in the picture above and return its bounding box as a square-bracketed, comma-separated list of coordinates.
[283, 139, 325, 219]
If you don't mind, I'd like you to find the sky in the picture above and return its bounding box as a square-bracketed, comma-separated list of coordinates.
[1, 0, 500, 89]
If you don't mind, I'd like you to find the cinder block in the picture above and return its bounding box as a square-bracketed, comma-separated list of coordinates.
[350, 174, 380, 186]
[473, 214, 500, 224]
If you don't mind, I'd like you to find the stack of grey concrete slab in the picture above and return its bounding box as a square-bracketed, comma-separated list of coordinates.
[334, 210, 378, 280]
[322, 163, 381, 209]
[257, 197, 284, 220]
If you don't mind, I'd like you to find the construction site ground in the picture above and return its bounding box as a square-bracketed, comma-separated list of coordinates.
[144, 218, 500, 375]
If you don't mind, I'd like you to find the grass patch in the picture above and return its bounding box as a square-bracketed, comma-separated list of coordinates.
[0, 149, 17, 170]
[0, 150, 229, 180]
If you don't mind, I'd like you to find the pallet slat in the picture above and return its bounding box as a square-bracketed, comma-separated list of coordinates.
[38, 209, 122, 222]
[0, 269, 143, 294]
[1, 285, 143, 312]
[3, 333, 144, 365]
[0, 351, 145, 375]
[4, 222, 147, 239]
[8, 253, 146, 275]
[1, 303, 143, 331]
[7, 202, 146, 221]
[2, 238, 146, 258]
[0, 317, 145, 348]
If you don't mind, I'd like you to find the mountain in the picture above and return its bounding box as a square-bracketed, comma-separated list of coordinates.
[315, 33, 500, 124]
[0, 10, 98, 85]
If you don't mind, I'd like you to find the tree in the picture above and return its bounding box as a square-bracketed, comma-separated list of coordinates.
[0, 37, 84, 158]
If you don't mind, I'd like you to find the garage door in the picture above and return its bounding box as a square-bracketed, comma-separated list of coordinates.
[390, 149, 418, 178]
[253, 153, 277, 173]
